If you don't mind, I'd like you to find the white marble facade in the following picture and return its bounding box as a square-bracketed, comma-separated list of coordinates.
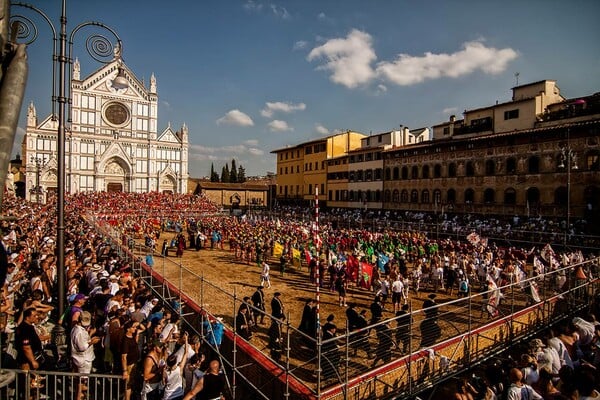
[23, 57, 188, 200]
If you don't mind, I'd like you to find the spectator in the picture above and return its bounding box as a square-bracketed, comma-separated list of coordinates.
[162, 332, 189, 400]
[182, 359, 226, 400]
[121, 320, 144, 400]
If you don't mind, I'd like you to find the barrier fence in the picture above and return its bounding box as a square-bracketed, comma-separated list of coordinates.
[89, 214, 600, 400]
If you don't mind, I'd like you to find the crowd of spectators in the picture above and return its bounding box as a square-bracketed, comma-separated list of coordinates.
[1, 192, 599, 400]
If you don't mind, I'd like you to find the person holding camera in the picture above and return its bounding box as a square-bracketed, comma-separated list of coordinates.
[71, 311, 101, 400]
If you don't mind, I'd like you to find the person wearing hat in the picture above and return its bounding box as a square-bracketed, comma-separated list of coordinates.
[71, 311, 101, 400]
[271, 292, 285, 321]
[423, 293, 438, 319]
[251, 285, 266, 324]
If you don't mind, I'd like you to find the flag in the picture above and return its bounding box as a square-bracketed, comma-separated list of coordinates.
[540, 244, 554, 262]
[346, 255, 359, 282]
[466, 232, 480, 245]
[304, 249, 312, 265]
[292, 248, 301, 267]
[273, 242, 284, 258]
[376, 252, 389, 272]
[486, 279, 501, 318]
[358, 262, 373, 289]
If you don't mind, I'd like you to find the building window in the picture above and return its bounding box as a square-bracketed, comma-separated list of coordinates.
[79, 175, 94, 191]
[526, 187, 540, 205]
[384, 190, 391, 202]
[81, 110, 96, 125]
[365, 169, 373, 181]
[504, 188, 516, 205]
[392, 190, 399, 203]
[136, 160, 147, 173]
[484, 188, 495, 203]
[464, 189, 475, 203]
[374, 168, 382, 180]
[421, 190, 430, 204]
[410, 190, 418, 203]
[554, 186, 568, 206]
[321, 184, 325, 195]
[448, 163, 457, 177]
[434, 164, 442, 178]
[466, 161, 475, 177]
[433, 189, 441, 205]
[393, 167, 400, 180]
[400, 190, 408, 203]
[401, 167, 408, 180]
[422, 165, 430, 179]
[447, 189, 456, 203]
[296, 166, 300, 173]
[385, 168, 391, 180]
[443, 127, 450, 135]
[80, 156, 94, 170]
[308, 184, 312, 195]
[586, 151, 599, 171]
[411, 166, 419, 179]
[485, 160, 496, 176]
[528, 156, 540, 174]
[504, 109, 519, 120]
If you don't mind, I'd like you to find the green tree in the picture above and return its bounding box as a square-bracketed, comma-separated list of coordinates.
[237, 165, 246, 183]
[210, 163, 219, 182]
[221, 164, 230, 183]
[230, 159, 238, 183]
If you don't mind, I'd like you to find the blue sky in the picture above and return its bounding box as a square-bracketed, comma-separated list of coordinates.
[12, 0, 600, 177]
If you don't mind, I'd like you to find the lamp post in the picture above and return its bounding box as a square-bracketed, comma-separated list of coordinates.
[30, 155, 42, 203]
[558, 145, 578, 247]
[11, 1, 127, 338]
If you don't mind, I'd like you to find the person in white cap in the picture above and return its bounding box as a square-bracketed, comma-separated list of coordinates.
[71, 311, 101, 400]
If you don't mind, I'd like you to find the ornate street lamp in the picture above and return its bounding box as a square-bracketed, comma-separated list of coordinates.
[558, 144, 578, 246]
[30, 155, 43, 203]
[11, 0, 127, 342]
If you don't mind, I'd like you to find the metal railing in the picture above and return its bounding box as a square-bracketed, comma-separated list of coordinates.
[88, 213, 600, 400]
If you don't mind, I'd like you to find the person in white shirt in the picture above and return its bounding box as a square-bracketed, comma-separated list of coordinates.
[260, 261, 271, 289]
[391, 277, 404, 313]
[71, 311, 101, 400]
[162, 333, 188, 400]
[506, 368, 543, 400]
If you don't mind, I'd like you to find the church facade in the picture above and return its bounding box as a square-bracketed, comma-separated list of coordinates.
[22, 56, 188, 201]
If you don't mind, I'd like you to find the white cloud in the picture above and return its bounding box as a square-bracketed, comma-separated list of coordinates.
[293, 40, 308, 50]
[377, 84, 387, 93]
[442, 107, 459, 115]
[216, 109, 254, 127]
[376, 40, 518, 86]
[317, 12, 326, 19]
[307, 29, 376, 89]
[260, 101, 306, 118]
[189, 143, 264, 161]
[270, 4, 290, 19]
[267, 120, 293, 132]
[243, 1, 263, 11]
[315, 124, 329, 135]
[244, 139, 259, 146]
[248, 148, 265, 156]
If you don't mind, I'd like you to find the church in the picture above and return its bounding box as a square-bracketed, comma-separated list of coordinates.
[22, 54, 188, 201]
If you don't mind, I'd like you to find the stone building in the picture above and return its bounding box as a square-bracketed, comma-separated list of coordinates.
[22, 56, 188, 200]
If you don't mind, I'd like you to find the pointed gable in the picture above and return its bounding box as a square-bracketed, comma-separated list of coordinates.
[77, 60, 150, 101]
[157, 126, 181, 144]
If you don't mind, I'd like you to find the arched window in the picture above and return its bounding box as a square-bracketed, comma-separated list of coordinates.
[504, 188, 516, 205]
[411, 166, 419, 179]
[384, 189, 391, 202]
[410, 190, 419, 203]
[506, 157, 517, 174]
[433, 189, 441, 205]
[401, 166, 409, 180]
[464, 188, 475, 203]
[483, 188, 495, 203]
[366, 190, 372, 202]
[393, 167, 400, 180]
[448, 163, 457, 177]
[485, 160, 495, 176]
[447, 189, 456, 203]
[587, 150, 599, 171]
[385, 168, 391, 180]
[365, 169, 373, 181]
[528, 156, 540, 174]
[434, 164, 442, 178]
[348, 190, 355, 201]
[375, 190, 381, 202]
[400, 190, 409, 203]
[392, 189, 399, 203]
[422, 165, 430, 179]
[348, 171, 355, 181]
[374, 168, 382, 180]
[421, 190, 430, 204]
[526, 187, 540, 205]
[356, 170, 364, 181]
[357, 190, 363, 202]
[466, 161, 475, 177]
[554, 186, 568, 206]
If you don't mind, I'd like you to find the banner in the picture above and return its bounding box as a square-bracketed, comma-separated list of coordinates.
[358, 262, 373, 289]
[376, 252, 389, 272]
[273, 242, 283, 258]
[292, 248, 301, 267]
